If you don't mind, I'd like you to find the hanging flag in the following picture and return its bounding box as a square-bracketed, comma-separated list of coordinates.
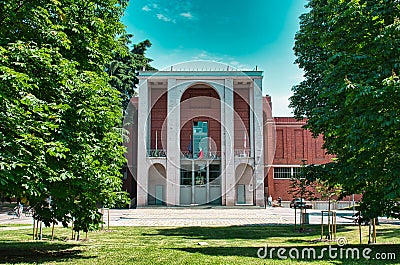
[154, 130, 159, 157]
[244, 131, 247, 150]
[244, 131, 247, 156]
[155, 130, 158, 151]
[208, 138, 212, 158]
[188, 135, 193, 155]
[198, 148, 203, 159]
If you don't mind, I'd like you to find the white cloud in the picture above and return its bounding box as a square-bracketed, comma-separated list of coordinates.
[192, 51, 222, 61]
[142, 1, 196, 23]
[180, 12, 193, 19]
[156, 13, 176, 23]
[142, 5, 151, 12]
[197, 51, 210, 58]
[190, 52, 251, 70]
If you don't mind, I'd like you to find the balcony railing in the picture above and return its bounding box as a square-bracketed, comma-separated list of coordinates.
[147, 149, 167, 157]
[147, 150, 251, 159]
[234, 149, 251, 158]
[181, 151, 221, 160]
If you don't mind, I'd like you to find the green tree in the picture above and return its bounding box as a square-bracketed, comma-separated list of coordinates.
[0, 0, 129, 235]
[315, 179, 342, 239]
[288, 175, 314, 231]
[106, 34, 155, 112]
[288, 161, 315, 231]
[290, 0, 400, 220]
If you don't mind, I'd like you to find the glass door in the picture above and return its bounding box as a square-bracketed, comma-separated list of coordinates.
[194, 162, 207, 205]
[193, 121, 208, 158]
[180, 164, 192, 205]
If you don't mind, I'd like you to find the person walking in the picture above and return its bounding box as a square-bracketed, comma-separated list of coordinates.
[267, 195, 272, 207]
[15, 202, 23, 218]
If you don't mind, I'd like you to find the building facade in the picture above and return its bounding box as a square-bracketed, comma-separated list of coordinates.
[123, 68, 333, 207]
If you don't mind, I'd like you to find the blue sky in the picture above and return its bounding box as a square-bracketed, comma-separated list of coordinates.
[122, 0, 308, 116]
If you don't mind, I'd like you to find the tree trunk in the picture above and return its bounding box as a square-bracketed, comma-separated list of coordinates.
[35, 220, 39, 239]
[320, 212, 324, 240]
[51, 222, 55, 241]
[39, 221, 42, 240]
[71, 221, 74, 240]
[108, 209, 110, 230]
[32, 218, 36, 240]
[373, 218, 377, 243]
[327, 199, 331, 240]
[299, 195, 303, 231]
[368, 220, 372, 244]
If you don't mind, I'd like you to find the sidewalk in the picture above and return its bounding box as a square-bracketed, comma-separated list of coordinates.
[1, 207, 398, 227]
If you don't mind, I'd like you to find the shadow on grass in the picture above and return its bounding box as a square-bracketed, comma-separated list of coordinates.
[22, 232, 71, 242]
[376, 227, 400, 240]
[0, 241, 94, 264]
[171, 244, 400, 264]
[334, 224, 400, 243]
[144, 225, 356, 241]
[143, 225, 319, 240]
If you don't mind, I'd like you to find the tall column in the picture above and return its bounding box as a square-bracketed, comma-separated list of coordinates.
[220, 83, 226, 206]
[136, 79, 149, 206]
[249, 86, 254, 158]
[253, 78, 265, 207]
[166, 79, 180, 206]
[263, 96, 275, 199]
[224, 79, 235, 206]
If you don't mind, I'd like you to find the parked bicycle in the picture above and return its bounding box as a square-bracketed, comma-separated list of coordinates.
[23, 206, 35, 217]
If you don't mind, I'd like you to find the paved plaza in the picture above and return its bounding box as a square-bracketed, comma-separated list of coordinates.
[1, 206, 398, 228]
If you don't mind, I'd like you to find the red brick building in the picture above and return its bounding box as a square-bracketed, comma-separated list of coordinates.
[123, 67, 336, 207]
[267, 117, 333, 201]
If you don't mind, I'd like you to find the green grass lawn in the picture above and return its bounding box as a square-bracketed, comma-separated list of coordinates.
[0, 224, 399, 264]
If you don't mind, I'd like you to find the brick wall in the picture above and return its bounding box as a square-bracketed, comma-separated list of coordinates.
[266, 117, 335, 201]
[180, 85, 221, 153]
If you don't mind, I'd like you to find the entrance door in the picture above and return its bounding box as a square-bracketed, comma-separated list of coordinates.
[180, 165, 192, 205]
[194, 186, 207, 205]
[193, 163, 207, 204]
[180, 186, 191, 205]
[237, 184, 246, 204]
[155, 185, 164, 205]
[209, 164, 221, 204]
[180, 162, 221, 205]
